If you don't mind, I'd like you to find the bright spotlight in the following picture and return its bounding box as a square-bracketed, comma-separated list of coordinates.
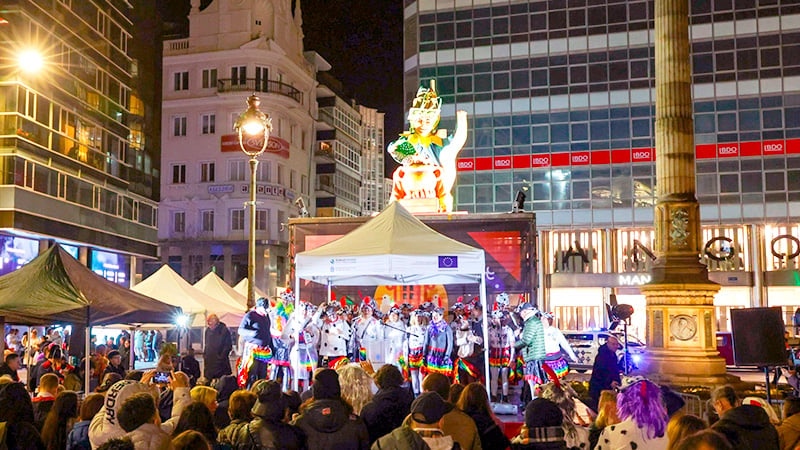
[242, 120, 265, 136]
[175, 314, 190, 328]
[18, 49, 44, 74]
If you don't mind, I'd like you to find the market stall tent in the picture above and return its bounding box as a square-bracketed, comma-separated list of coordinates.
[294, 202, 489, 377]
[194, 271, 248, 317]
[233, 278, 268, 300]
[133, 265, 245, 327]
[0, 244, 181, 388]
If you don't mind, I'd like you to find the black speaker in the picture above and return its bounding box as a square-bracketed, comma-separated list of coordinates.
[730, 307, 787, 367]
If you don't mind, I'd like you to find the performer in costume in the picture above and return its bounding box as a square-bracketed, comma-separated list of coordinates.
[542, 313, 578, 379]
[423, 307, 453, 377]
[406, 309, 427, 395]
[285, 301, 321, 392]
[516, 303, 547, 399]
[237, 297, 274, 388]
[383, 306, 407, 367]
[399, 303, 414, 325]
[488, 310, 516, 402]
[454, 313, 483, 385]
[448, 301, 465, 335]
[351, 301, 383, 362]
[317, 303, 351, 368]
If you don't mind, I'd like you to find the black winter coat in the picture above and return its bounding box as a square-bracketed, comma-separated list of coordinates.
[360, 386, 414, 444]
[712, 405, 780, 450]
[468, 411, 510, 450]
[588, 344, 620, 404]
[292, 399, 370, 450]
[0, 383, 45, 450]
[204, 323, 233, 379]
[231, 418, 307, 450]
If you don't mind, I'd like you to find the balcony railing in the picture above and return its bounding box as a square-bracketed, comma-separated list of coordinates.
[217, 79, 303, 103]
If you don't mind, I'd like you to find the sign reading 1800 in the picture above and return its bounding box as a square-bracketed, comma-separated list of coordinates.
[457, 138, 800, 171]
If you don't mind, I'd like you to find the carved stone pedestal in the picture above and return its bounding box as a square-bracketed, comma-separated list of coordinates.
[641, 283, 731, 385]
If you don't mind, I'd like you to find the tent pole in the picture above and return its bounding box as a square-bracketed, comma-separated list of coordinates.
[84, 309, 91, 394]
[129, 327, 135, 370]
[327, 280, 331, 307]
[480, 276, 490, 390]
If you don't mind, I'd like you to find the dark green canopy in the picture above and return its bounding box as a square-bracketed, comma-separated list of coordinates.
[0, 244, 181, 325]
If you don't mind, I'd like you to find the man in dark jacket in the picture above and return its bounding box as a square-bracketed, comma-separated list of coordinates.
[361, 364, 414, 444]
[0, 353, 21, 382]
[238, 298, 274, 388]
[374, 392, 457, 450]
[204, 314, 232, 380]
[232, 380, 306, 449]
[180, 348, 201, 385]
[711, 385, 780, 450]
[292, 369, 369, 450]
[587, 336, 621, 412]
[102, 350, 126, 378]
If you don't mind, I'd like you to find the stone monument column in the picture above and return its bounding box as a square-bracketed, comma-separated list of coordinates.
[639, 0, 728, 383]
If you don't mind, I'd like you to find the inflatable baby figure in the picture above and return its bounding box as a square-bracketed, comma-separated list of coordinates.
[388, 80, 467, 212]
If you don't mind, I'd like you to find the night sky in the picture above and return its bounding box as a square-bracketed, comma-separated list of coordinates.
[159, 0, 405, 175]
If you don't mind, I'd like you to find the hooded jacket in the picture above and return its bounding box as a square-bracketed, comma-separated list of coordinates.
[779, 413, 800, 450]
[88, 380, 191, 449]
[361, 386, 414, 444]
[292, 398, 369, 450]
[122, 422, 172, 450]
[712, 404, 780, 450]
[372, 425, 430, 450]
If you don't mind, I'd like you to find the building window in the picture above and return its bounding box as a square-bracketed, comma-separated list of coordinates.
[201, 210, 214, 232]
[229, 160, 246, 181]
[255, 66, 269, 91]
[301, 174, 308, 195]
[200, 162, 215, 182]
[173, 211, 185, 232]
[256, 209, 269, 230]
[173, 116, 187, 136]
[171, 164, 186, 184]
[256, 161, 271, 182]
[277, 164, 284, 185]
[173, 71, 188, 91]
[231, 66, 246, 85]
[290, 169, 296, 190]
[202, 68, 217, 89]
[201, 114, 216, 134]
[231, 209, 245, 231]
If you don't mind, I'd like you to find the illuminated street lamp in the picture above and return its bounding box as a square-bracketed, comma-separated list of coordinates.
[234, 94, 272, 309]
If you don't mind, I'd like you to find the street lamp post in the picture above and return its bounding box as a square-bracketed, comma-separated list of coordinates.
[234, 95, 272, 309]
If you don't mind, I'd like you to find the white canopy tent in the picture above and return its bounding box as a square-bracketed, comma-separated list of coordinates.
[194, 271, 248, 325]
[132, 265, 245, 327]
[233, 278, 268, 301]
[294, 202, 490, 379]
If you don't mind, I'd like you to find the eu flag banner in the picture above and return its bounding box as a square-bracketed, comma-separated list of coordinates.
[438, 256, 458, 268]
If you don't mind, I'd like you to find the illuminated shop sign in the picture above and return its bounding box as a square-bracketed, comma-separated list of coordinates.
[618, 273, 652, 286]
[90, 249, 129, 287]
[0, 236, 39, 276]
[61, 244, 80, 260]
[220, 134, 290, 158]
[457, 138, 800, 171]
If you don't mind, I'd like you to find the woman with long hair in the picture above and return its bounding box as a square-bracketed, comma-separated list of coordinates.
[456, 382, 511, 450]
[588, 390, 619, 450]
[41, 390, 79, 450]
[172, 402, 222, 449]
[67, 392, 105, 450]
[335, 363, 374, 415]
[538, 381, 590, 449]
[595, 377, 669, 450]
[666, 415, 706, 450]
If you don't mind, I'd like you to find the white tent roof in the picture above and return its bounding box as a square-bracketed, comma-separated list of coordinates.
[132, 265, 244, 326]
[233, 278, 268, 299]
[194, 271, 248, 312]
[295, 202, 485, 286]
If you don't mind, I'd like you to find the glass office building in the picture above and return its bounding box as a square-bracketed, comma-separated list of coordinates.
[403, 0, 800, 335]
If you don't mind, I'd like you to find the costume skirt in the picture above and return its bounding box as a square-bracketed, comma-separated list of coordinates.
[408, 347, 424, 369]
[270, 337, 290, 367]
[425, 347, 453, 376]
[523, 359, 548, 385]
[543, 352, 569, 379]
[489, 347, 512, 368]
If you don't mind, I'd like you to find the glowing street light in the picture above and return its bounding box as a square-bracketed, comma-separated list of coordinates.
[17, 49, 45, 74]
[234, 95, 272, 309]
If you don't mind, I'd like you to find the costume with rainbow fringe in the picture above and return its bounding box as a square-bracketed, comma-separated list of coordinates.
[406, 324, 426, 369]
[488, 322, 515, 368]
[423, 319, 453, 376]
[285, 304, 320, 383]
[237, 308, 274, 388]
[542, 321, 578, 379]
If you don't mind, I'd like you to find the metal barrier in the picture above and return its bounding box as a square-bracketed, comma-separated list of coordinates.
[679, 393, 707, 419]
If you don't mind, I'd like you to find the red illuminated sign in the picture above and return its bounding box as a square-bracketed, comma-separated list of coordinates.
[220, 134, 290, 158]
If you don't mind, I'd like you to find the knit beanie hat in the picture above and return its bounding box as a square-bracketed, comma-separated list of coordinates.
[312, 369, 341, 400]
[525, 398, 564, 428]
